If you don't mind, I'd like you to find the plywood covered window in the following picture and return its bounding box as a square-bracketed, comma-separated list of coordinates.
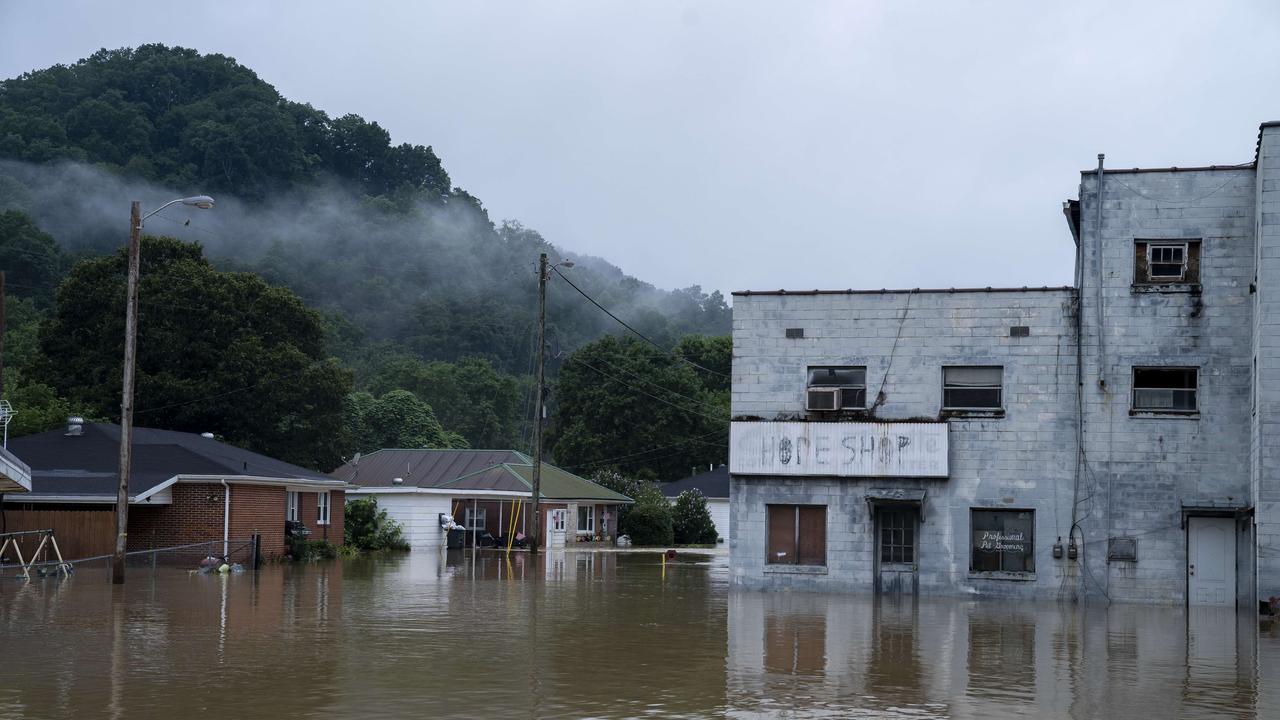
[971, 509, 1034, 573]
[942, 366, 1003, 410]
[1134, 240, 1200, 284]
[766, 504, 826, 566]
[1132, 367, 1198, 413]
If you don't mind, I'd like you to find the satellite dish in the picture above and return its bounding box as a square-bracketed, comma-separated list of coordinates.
[352, 452, 362, 465]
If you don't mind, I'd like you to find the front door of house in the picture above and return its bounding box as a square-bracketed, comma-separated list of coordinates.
[875, 508, 918, 594]
[546, 509, 567, 548]
[1188, 516, 1234, 607]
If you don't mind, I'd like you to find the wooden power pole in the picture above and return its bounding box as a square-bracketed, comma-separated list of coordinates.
[112, 201, 142, 585]
[1, 270, 6, 405]
[530, 253, 550, 554]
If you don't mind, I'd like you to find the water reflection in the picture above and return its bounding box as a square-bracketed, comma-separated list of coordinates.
[2, 551, 1279, 718]
[728, 592, 1273, 719]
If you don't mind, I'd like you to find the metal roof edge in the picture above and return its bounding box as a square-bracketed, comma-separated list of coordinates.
[1077, 163, 1254, 175]
[732, 286, 1076, 297]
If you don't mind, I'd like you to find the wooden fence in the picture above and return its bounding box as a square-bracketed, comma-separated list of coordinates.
[1, 508, 116, 561]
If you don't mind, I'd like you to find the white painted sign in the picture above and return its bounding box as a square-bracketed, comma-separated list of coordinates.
[730, 421, 948, 478]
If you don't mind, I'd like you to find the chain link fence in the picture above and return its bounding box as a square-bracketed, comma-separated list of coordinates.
[1, 536, 260, 576]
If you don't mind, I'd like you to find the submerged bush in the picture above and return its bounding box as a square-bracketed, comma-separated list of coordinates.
[672, 489, 718, 544]
[289, 538, 338, 561]
[344, 496, 410, 551]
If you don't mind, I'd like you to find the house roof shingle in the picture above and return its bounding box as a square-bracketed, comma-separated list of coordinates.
[8, 422, 333, 499]
[662, 465, 730, 499]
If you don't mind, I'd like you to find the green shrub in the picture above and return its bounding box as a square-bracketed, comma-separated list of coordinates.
[672, 489, 718, 544]
[344, 496, 410, 551]
[289, 538, 338, 561]
[622, 498, 674, 546]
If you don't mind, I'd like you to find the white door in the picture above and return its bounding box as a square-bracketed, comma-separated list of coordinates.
[546, 509, 566, 548]
[1188, 516, 1235, 607]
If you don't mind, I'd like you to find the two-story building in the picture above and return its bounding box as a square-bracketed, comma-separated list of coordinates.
[729, 121, 1280, 608]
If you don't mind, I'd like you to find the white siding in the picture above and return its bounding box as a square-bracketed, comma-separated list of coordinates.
[708, 498, 731, 543]
[355, 492, 453, 548]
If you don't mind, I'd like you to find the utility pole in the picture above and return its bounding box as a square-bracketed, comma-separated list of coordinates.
[530, 253, 547, 555]
[1, 270, 6, 403]
[112, 201, 142, 585]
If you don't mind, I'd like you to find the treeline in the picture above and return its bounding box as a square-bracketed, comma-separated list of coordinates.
[0, 45, 729, 476]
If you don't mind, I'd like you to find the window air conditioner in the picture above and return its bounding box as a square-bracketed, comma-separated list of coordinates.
[806, 387, 840, 411]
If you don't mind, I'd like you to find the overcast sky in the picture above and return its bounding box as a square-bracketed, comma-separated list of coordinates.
[2, 1, 1277, 296]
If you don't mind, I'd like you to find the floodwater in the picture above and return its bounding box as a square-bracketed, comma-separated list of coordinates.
[2, 550, 1279, 719]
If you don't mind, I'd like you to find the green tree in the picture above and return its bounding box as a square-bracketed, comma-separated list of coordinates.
[344, 496, 409, 551]
[549, 335, 728, 479]
[367, 355, 527, 449]
[343, 389, 465, 455]
[35, 236, 350, 469]
[0, 211, 64, 306]
[622, 492, 674, 546]
[672, 488, 718, 544]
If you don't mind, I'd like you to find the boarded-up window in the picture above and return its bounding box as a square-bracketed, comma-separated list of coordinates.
[1134, 240, 1200, 284]
[1132, 367, 1198, 412]
[766, 505, 826, 566]
[971, 509, 1034, 573]
[943, 366, 1003, 410]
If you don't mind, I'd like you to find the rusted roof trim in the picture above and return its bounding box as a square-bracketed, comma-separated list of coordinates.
[1077, 163, 1253, 175]
[733, 286, 1075, 297]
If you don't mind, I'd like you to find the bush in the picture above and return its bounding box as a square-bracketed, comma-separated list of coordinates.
[344, 496, 410, 551]
[672, 489, 718, 544]
[592, 470, 665, 530]
[289, 539, 338, 561]
[622, 498, 674, 546]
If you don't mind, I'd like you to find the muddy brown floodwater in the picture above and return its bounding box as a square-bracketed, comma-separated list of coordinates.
[2, 549, 1279, 719]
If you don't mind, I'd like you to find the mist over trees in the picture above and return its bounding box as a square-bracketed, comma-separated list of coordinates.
[0, 44, 729, 476]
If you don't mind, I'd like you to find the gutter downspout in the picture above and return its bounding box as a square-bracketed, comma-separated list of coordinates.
[221, 479, 230, 560]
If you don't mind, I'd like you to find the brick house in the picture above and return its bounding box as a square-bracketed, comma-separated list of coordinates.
[1, 419, 349, 561]
[730, 121, 1280, 608]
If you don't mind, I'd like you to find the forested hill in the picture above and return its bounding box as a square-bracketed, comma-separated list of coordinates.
[0, 45, 731, 474]
[0, 45, 729, 368]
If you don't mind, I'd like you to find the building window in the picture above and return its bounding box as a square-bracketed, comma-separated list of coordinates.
[879, 509, 915, 564]
[942, 366, 1003, 410]
[317, 491, 331, 525]
[806, 366, 866, 411]
[464, 506, 486, 531]
[286, 491, 299, 522]
[766, 505, 826, 566]
[1132, 367, 1198, 413]
[578, 506, 595, 534]
[971, 509, 1034, 573]
[1134, 240, 1200, 284]
[552, 509, 565, 532]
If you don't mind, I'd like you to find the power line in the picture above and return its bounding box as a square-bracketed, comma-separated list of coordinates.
[562, 428, 729, 471]
[551, 266, 730, 379]
[566, 354, 729, 424]
[583, 351, 727, 415]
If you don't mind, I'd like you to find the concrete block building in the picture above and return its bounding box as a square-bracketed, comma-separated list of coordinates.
[729, 121, 1280, 607]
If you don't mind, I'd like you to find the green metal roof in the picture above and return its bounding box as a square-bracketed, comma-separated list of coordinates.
[439, 461, 632, 503]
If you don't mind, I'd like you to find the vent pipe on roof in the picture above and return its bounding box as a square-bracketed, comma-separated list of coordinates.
[392, 477, 404, 485]
[65, 416, 84, 436]
[201, 432, 215, 439]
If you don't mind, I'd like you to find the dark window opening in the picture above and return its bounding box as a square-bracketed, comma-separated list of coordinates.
[1108, 536, 1138, 562]
[971, 509, 1034, 573]
[879, 509, 915, 564]
[1134, 240, 1200, 285]
[806, 366, 866, 411]
[767, 504, 826, 566]
[943, 366, 1003, 410]
[1132, 367, 1198, 412]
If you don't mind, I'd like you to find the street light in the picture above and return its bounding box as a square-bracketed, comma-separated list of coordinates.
[112, 195, 214, 585]
[529, 255, 574, 555]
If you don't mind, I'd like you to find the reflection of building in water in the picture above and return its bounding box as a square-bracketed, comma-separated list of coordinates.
[727, 591, 1262, 717]
[730, 123, 1280, 607]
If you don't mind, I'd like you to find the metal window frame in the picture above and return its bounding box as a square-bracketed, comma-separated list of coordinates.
[578, 505, 594, 533]
[317, 490, 331, 525]
[464, 506, 486, 531]
[286, 490, 299, 522]
[805, 365, 867, 411]
[969, 507, 1036, 573]
[1131, 366, 1199, 413]
[941, 365, 1004, 411]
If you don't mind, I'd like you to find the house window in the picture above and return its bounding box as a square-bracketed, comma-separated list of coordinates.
[317, 491, 331, 525]
[577, 506, 595, 534]
[286, 491, 299, 522]
[464, 507, 486, 531]
[806, 366, 866, 411]
[552, 509, 565, 532]
[766, 504, 826, 566]
[1134, 240, 1200, 284]
[971, 509, 1034, 573]
[1132, 367, 1198, 413]
[943, 366, 1003, 410]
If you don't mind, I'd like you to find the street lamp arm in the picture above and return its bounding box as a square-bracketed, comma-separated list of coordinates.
[139, 195, 216, 227]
